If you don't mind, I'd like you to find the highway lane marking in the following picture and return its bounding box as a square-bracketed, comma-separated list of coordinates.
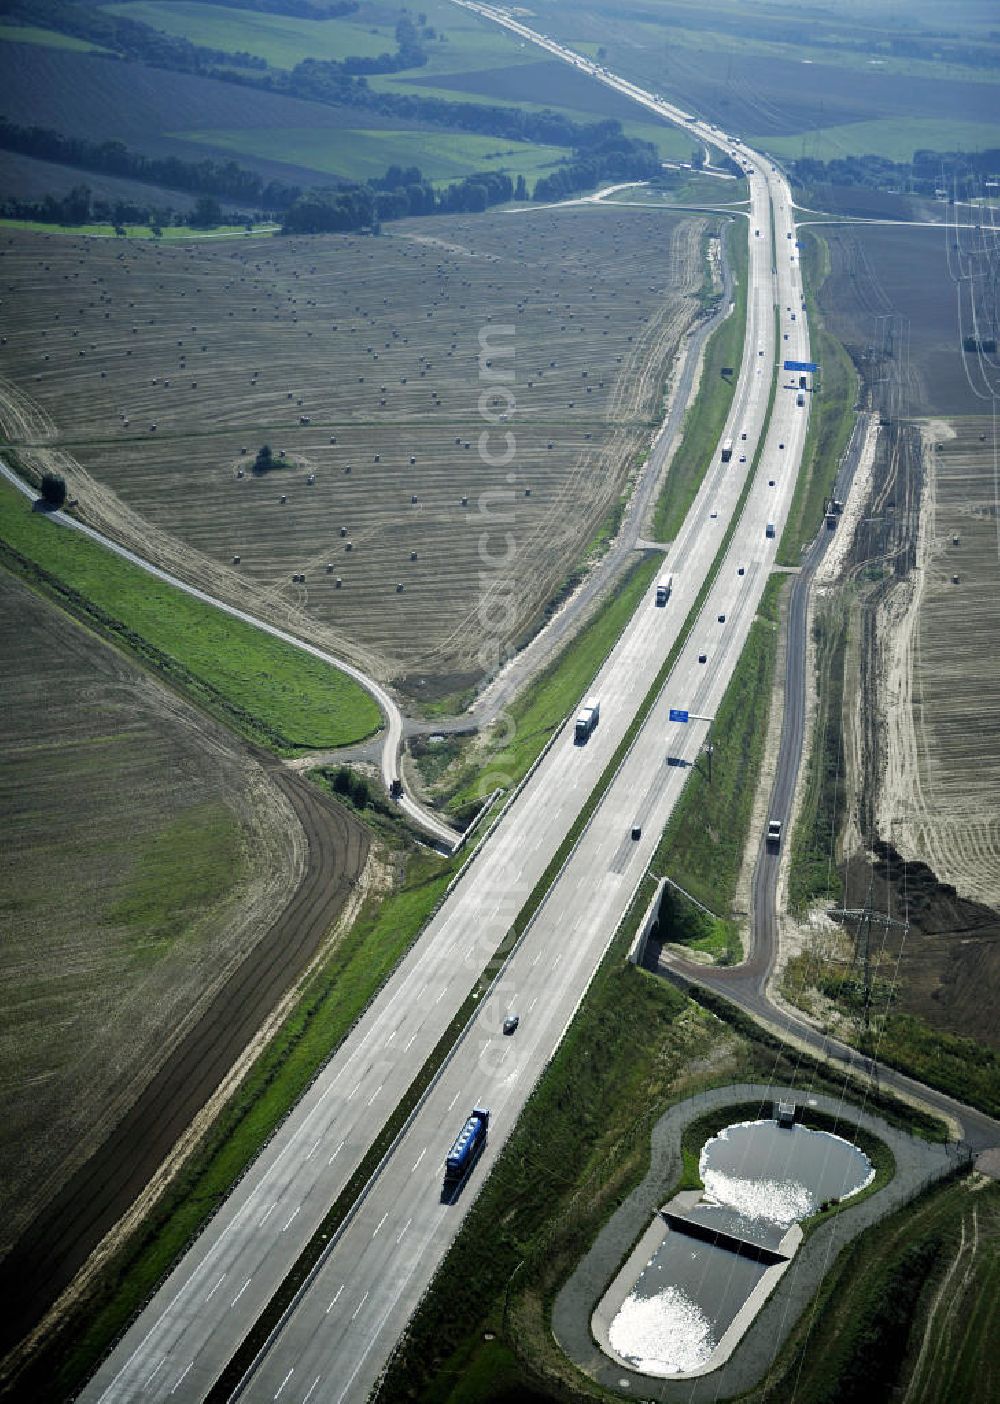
[204, 1273, 226, 1302]
[366, 1083, 383, 1108]
[169, 1361, 192, 1395]
[532, 952, 541, 966]
[373, 1212, 389, 1237]
[397, 1217, 412, 1244]
[435, 987, 445, 1004]
[347, 1081, 360, 1101]
[448, 1092, 460, 1111]
[329, 1138, 345, 1164]
[528, 997, 537, 1011]
[305, 1137, 321, 1161]
[412, 1149, 426, 1172]
[260, 1203, 276, 1226]
[350, 1289, 369, 1322]
[142, 1358, 165, 1388]
[325, 1285, 344, 1315]
[404, 1032, 418, 1051]
[274, 1367, 293, 1398]
[231, 1278, 252, 1307]
[282, 1206, 300, 1232]
[386, 1029, 397, 1044]
[302, 1378, 322, 1404]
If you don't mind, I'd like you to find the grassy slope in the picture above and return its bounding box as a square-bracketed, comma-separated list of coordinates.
[788, 596, 848, 910]
[651, 216, 748, 540]
[22, 826, 456, 1403]
[741, 1174, 1000, 1404]
[0, 23, 107, 52]
[652, 572, 786, 961]
[178, 127, 568, 185]
[778, 227, 858, 567]
[0, 479, 381, 751]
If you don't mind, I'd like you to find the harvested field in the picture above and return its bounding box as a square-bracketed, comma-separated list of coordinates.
[0, 568, 302, 1255]
[881, 418, 1000, 911]
[814, 223, 985, 417]
[0, 205, 708, 696]
[0, 568, 372, 1345]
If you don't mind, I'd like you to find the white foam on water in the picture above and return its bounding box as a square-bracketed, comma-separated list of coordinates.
[609, 1284, 716, 1375]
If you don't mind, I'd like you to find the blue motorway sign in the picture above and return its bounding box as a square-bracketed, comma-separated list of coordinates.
[783, 360, 819, 373]
[668, 708, 689, 723]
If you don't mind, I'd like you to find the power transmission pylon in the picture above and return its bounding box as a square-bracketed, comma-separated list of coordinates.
[829, 872, 908, 1062]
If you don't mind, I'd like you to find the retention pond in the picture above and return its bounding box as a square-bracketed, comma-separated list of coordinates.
[600, 1111, 874, 1378]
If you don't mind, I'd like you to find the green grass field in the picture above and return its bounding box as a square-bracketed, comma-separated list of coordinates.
[0, 478, 381, 751]
[0, 219, 275, 240]
[761, 117, 1000, 164]
[102, 1, 396, 67]
[176, 125, 567, 185]
[0, 22, 108, 53]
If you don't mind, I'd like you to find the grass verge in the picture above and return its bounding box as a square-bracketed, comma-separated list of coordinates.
[652, 572, 787, 963]
[778, 227, 859, 566]
[9, 817, 456, 1403]
[651, 216, 748, 541]
[789, 594, 849, 911]
[738, 1170, 995, 1404]
[782, 948, 1000, 1121]
[0, 478, 382, 752]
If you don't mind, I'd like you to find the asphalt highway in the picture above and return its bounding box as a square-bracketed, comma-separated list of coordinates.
[83, 20, 816, 1404]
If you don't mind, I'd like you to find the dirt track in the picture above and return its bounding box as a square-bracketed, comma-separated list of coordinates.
[0, 762, 369, 1361]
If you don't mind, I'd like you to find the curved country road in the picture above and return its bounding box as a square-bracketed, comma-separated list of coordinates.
[0, 459, 456, 849]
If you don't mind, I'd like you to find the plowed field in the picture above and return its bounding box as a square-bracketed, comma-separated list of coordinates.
[0, 206, 707, 696]
[0, 568, 301, 1254]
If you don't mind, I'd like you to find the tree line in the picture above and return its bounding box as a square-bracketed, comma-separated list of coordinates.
[0, 117, 302, 209]
[792, 148, 1000, 199]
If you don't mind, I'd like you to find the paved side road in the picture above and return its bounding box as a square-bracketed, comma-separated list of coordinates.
[0, 459, 456, 848]
[552, 1082, 962, 1401]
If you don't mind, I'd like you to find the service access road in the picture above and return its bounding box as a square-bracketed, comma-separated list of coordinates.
[82, 27, 808, 1404]
[0, 458, 454, 849]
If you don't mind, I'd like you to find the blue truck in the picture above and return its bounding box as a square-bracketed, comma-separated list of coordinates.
[444, 1106, 490, 1184]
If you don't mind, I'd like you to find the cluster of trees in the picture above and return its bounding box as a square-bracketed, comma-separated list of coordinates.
[533, 131, 661, 202]
[335, 16, 429, 74]
[0, 184, 240, 231]
[0, 117, 302, 209]
[792, 148, 1000, 199]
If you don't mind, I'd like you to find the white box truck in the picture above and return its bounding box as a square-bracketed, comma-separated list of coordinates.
[655, 574, 673, 606]
[575, 698, 600, 743]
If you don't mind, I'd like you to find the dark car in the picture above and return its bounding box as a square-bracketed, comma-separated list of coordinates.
[698, 652, 707, 663]
[503, 1015, 520, 1035]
